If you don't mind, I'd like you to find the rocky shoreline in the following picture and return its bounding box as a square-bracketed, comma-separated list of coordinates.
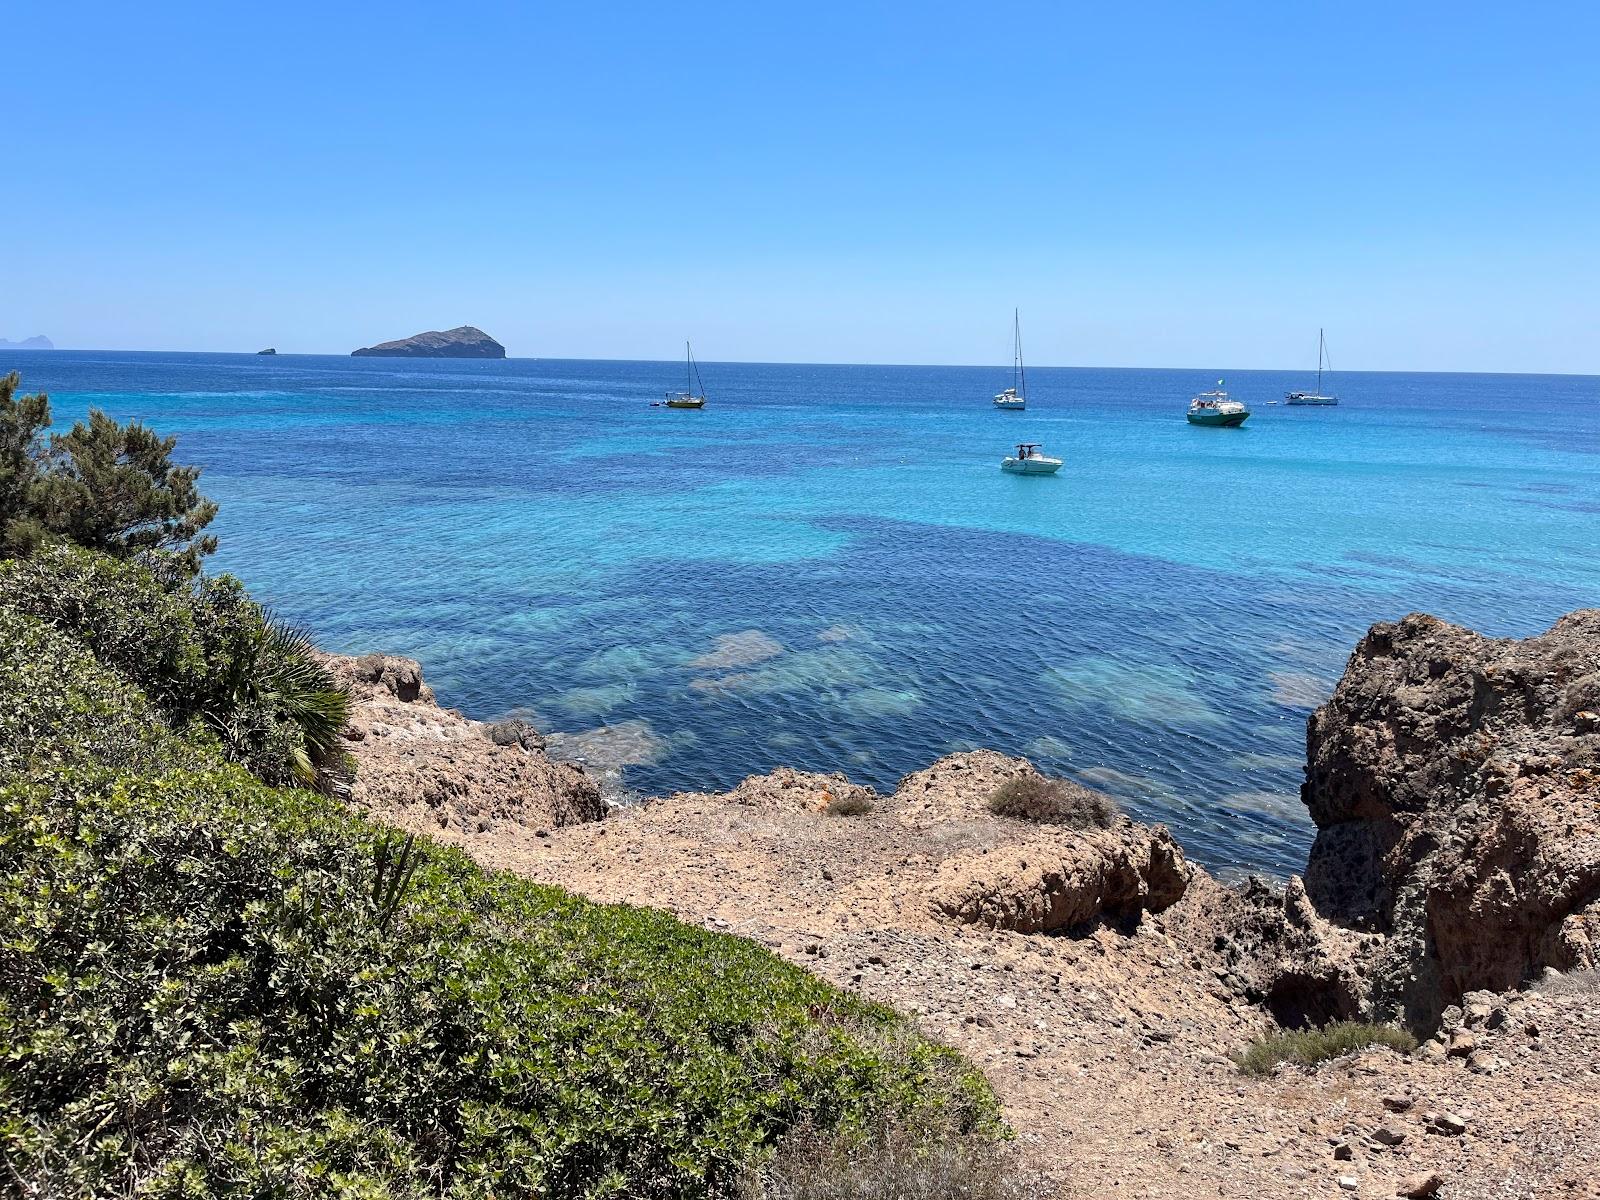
[328, 612, 1600, 1198]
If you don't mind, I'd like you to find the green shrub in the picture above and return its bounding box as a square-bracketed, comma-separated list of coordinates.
[0, 763, 1000, 1198]
[1232, 1021, 1418, 1075]
[0, 607, 212, 778]
[0, 544, 349, 790]
[987, 774, 1119, 829]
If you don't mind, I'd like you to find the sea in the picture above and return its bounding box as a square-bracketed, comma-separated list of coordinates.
[7, 350, 1598, 877]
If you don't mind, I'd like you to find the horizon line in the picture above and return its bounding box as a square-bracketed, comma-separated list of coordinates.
[5, 347, 1597, 380]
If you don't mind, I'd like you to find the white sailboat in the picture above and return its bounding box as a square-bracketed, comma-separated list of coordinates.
[993, 310, 1027, 410]
[661, 342, 707, 408]
[1285, 329, 1339, 406]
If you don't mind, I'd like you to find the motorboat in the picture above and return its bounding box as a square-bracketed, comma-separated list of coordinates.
[1187, 382, 1250, 427]
[1001, 442, 1063, 474]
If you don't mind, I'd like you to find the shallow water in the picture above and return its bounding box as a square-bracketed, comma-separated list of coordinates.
[12, 350, 1598, 876]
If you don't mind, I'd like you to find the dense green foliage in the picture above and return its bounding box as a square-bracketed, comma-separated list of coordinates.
[0, 371, 216, 566]
[0, 543, 1002, 1197]
[0, 544, 349, 791]
[1231, 1021, 1417, 1075]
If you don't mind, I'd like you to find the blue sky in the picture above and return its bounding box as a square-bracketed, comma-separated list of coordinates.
[6, 2, 1597, 371]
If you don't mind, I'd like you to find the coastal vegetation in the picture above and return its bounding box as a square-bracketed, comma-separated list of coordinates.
[1231, 1022, 1418, 1076]
[987, 774, 1120, 829]
[0, 375, 1003, 1197]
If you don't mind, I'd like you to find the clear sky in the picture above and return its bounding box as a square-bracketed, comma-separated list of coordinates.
[6, 1, 1597, 372]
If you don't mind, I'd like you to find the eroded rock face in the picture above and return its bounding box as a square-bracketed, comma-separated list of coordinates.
[930, 821, 1190, 934]
[890, 751, 1192, 932]
[1302, 610, 1600, 1027]
[320, 653, 604, 835]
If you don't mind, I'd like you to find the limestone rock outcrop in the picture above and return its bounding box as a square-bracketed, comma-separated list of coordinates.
[320, 652, 604, 835]
[351, 325, 506, 358]
[1300, 610, 1600, 1027]
[930, 820, 1190, 934]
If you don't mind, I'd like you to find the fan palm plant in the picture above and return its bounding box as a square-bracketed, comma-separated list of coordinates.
[208, 613, 350, 790]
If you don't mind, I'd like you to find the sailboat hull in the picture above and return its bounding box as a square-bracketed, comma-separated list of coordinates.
[1284, 393, 1338, 406]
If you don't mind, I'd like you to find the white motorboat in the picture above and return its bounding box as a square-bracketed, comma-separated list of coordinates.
[1285, 329, 1339, 405]
[1001, 442, 1063, 474]
[993, 310, 1028, 409]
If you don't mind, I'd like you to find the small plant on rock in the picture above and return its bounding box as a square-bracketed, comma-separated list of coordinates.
[1232, 1021, 1417, 1075]
[746, 1121, 1034, 1200]
[987, 773, 1119, 829]
[825, 791, 874, 817]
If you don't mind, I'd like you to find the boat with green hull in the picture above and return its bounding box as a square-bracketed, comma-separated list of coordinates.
[1187, 381, 1249, 427]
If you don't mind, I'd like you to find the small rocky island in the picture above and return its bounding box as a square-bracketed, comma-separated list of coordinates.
[350, 325, 505, 359]
[0, 335, 53, 350]
[257, 348, 277, 355]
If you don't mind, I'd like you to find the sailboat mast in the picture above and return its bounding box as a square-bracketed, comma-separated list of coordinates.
[1316, 328, 1324, 393]
[1015, 308, 1026, 399]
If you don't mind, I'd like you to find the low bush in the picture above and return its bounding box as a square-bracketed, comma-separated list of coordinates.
[0, 607, 211, 778]
[746, 1123, 1033, 1200]
[825, 792, 874, 817]
[1232, 1021, 1418, 1075]
[987, 774, 1120, 829]
[1536, 969, 1600, 998]
[0, 544, 349, 790]
[0, 763, 1001, 1198]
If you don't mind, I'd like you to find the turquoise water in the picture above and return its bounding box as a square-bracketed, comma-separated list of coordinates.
[10, 350, 1599, 875]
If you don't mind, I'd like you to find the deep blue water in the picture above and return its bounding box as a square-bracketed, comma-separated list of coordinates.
[8, 350, 1598, 876]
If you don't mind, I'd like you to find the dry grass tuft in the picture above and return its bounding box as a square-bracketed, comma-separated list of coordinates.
[1536, 969, 1600, 997]
[825, 792, 874, 817]
[1232, 1021, 1417, 1075]
[987, 774, 1119, 829]
[745, 1124, 1037, 1200]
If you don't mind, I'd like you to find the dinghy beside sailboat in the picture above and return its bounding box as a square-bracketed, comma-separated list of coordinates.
[660, 342, 707, 408]
[1286, 329, 1339, 405]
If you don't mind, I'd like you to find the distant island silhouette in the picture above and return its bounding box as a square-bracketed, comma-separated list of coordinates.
[0, 335, 53, 350]
[351, 326, 505, 359]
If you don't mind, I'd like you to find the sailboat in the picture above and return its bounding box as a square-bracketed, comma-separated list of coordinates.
[993, 310, 1027, 410]
[1285, 329, 1339, 406]
[662, 342, 707, 408]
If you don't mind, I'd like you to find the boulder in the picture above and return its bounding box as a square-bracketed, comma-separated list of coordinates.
[929, 821, 1190, 933]
[318, 652, 603, 835]
[1301, 610, 1600, 1028]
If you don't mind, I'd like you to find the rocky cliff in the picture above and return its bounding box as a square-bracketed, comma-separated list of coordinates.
[323, 626, 1600, 1196]
[320, 652, 604, 836]
[350, 325, 505, 358]
[1297, 610, 1600, 1029]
